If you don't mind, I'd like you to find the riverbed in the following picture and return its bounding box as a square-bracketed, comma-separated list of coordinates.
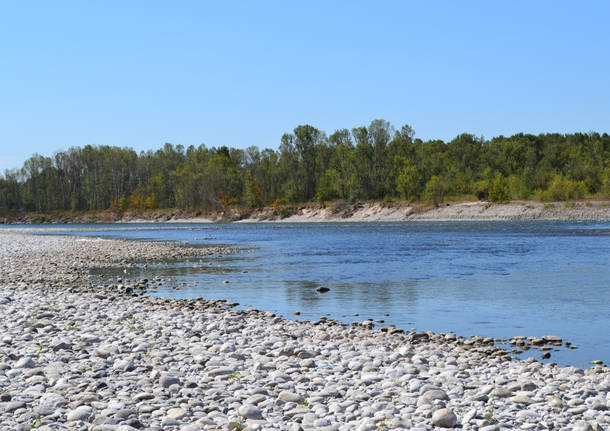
[9, 220, 610, 369]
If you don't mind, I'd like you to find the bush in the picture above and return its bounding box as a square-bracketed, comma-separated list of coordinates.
[533, 189, 551, 202]
[474, 179, 490, 200]
[488, 174, 510, 202]
[507, 175, 529, 200]
[547, 175, 586, 201]
[145, 193, 159, 210]
[425, 176, 447, 207]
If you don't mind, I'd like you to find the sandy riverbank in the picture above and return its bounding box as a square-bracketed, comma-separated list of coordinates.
[245, 201, 610, 223]
[3, 200, 610, 225]
[0, 233, 608, 430]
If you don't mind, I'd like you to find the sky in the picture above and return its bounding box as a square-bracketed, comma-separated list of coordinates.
[1, 1, 610, 172]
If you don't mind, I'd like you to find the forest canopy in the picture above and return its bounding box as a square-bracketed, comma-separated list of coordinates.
[2, 120, 610, 213]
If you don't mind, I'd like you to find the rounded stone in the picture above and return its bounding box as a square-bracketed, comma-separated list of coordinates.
[238, 404, 262, 420]
[431, 408, 458, 428]
[67, 405, 94, 422]
[14, 356, 35, 368]
[167, 408, 186, 420]
[37, 393, 68, 416]
[278, 391, 304, 403]
[159, 374, 181, 388]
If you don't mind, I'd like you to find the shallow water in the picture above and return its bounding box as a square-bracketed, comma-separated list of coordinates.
[9, 220, 610, 368]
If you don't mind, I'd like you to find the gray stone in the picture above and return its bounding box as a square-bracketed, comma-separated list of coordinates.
[167, 408, 186, 420]
[207, 367, 234, 377]
[112, 359, 135, 372]
[422, 389, 449, 401]
[431, 408, 458, 428]
[278, 391, 304, 403]
[509, 395, 535, 405]
[160, 374, 181, 388]
[133, 392, 155, 401]
[490, 386, 513, 398]
[572, 421, 593, 431]
[4, 401, 26, 413]
[67, 405, 94, 422]
[462, 408, 477, 424]
[238, 404, 262, 420]
[14, 356, 35, 368]
[37, 393, 68, 415]
[49, 339, 72, 351]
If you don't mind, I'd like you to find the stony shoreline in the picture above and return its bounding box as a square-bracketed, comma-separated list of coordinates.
[0, 233, 608, 430]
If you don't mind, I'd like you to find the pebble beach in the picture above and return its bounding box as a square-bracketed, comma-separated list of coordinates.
[0, 232, 608, 430]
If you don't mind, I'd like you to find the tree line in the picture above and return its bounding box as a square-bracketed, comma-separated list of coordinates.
[2, 120, 610, 214]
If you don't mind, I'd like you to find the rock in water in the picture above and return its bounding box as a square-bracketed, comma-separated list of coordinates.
[316, 286, 330, 293]
[432, 408, 458, 428]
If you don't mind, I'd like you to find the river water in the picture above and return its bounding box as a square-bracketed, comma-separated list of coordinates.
[22, 221, 610, 369]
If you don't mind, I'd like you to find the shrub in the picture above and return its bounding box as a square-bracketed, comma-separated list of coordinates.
[533, 189, 552, 202]
[145, 193, 159, 210]
[425, 176, 447, 207]
[474, 179, 490, 200]
[507, 175, 529, 200]
[489, 174, 510, 202]
[547, 175, 586, 201]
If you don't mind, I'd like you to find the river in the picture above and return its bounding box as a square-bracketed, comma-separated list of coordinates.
[23, 220, 610, 369]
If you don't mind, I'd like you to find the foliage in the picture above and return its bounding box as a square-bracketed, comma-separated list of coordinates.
[488, 174, 510, 202]
[244, 176, 262, 208]
[546, 174, 586, 201]
[395, 157, 420, 201]
[424, 176, 446, 207]
[2, 125, 610, 213]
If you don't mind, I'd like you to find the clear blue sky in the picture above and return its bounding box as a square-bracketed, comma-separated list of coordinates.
[2, 1, 609, 172]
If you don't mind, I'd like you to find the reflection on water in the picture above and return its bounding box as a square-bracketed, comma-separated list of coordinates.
[35, 220, 610, 369]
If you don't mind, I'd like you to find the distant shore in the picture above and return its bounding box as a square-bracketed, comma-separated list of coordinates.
[2, 200, 610, 224]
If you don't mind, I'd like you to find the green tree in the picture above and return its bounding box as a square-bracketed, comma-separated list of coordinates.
[316, 169, 339, 204]
[245, 176, 263, 208]
[294, 125, 324, 201]
[395, 157, 420, 201]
